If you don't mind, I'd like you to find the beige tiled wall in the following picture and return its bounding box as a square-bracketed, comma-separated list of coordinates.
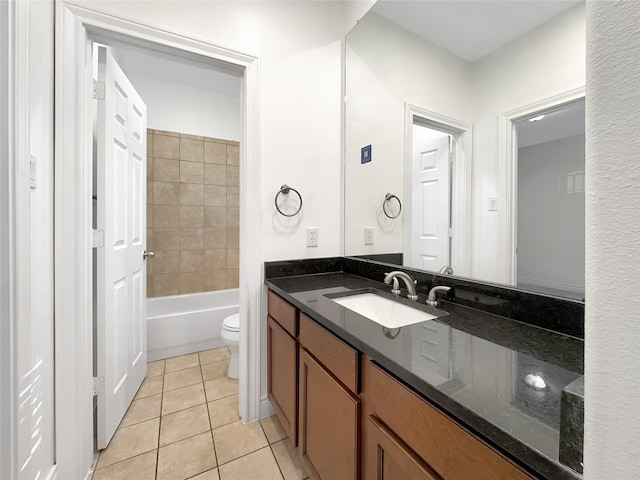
[147, 129, 240, 297]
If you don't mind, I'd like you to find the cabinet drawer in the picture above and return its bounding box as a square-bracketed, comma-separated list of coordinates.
[363, 360, 536, 480]
[299, 313, 358, 394]
[268, 289, 298, 337]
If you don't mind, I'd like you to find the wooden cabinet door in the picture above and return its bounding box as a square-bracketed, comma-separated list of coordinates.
[365, 415, 441, 480]
[299, 348, 359, 480]
[267, 315, 297, 445]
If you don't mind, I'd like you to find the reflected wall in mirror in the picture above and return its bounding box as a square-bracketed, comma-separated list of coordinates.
[344, 0, 586, 300]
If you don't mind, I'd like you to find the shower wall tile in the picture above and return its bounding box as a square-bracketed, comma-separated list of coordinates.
[154, 159, 180, 182]
[180, 228, 204, 250]
[204, 227, 226, 249]
[148, 128, 241, 297]
[226, 269, 239, 289]
[205, 249, 226, 270]
[154, 182, 180, 205]
[180, 183, 204, 206]
[205, 164, 226, 185]
[204, 271, 226, 291]
[180, 206, 204, 228]
[180, 272, 203, 294]
[226, 208, 239, 227]
[226, 144, 239, 166]
[204, 141, 226, 164]
[154, 229, 180, 251]
[180, 138, 204, 162]
[154, 251, 180, 274]
[204, 207, 226, 227]
[204, 185, 226, 207]
[154, 206, 180, 228]
[154, 273, 180, 297]
[180, 250, 204, 273]
[180, 161, 204, 184]
[227, 227, 239, 248]
[226, 187, 239, 208]
[227, 166, 239, 187]
[154, 135, 180, 159]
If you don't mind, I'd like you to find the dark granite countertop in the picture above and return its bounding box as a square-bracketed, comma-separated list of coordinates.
[266, 272, 583, 480]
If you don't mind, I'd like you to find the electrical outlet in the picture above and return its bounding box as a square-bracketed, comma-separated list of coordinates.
[306, 227, 318, 247]
[364, 227, 374, 245]
[488, 197, 498, 211]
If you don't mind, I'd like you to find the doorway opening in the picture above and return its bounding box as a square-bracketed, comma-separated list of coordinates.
[55, 4, 261, 474]
[403, 104, 472, 277]
[90, 33, 244, 448]
[513, 99, 585, 300]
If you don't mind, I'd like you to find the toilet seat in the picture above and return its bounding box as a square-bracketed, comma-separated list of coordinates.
[223, 313, 240, 332]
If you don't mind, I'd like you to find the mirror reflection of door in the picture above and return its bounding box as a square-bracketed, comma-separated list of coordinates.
[411, 122, 452, 271]
[515, 99, 585, 300]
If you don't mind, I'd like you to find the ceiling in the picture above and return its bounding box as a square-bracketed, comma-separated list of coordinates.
[371, 0, 582, 62]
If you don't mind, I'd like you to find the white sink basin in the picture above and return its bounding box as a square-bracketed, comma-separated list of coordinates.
[331, 293, 442, 328]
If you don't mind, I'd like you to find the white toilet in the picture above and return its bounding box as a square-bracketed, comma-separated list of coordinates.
[221, 313, 240, 379]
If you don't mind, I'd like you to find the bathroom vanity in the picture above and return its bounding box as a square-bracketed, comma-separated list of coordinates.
[265, 257, 584, 480]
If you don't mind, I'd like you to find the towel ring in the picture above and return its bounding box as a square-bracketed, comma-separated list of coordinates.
[383, 193, 402, 219]
[275, 184, 303, 217]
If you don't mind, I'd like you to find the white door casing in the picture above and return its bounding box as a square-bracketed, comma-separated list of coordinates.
[95, 45, 147, 449]
[411, 127, 451, 271]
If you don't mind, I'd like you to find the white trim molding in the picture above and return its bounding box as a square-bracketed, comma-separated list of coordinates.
[0, 1, 17, 478]
[403, 103, 472, 277]
[55, 3, 261, 478]
[497, 87, 585, 285]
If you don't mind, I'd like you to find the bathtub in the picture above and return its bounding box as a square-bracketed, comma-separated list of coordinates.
[147, 289, 239, 362]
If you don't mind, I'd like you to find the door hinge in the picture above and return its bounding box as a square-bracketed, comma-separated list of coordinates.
[93, 80, 105, 100]
[91, 229, 104, 248]
[93, 376, 105, 396]
[448, 227, 454, 237]
[449, 152, 455, 164]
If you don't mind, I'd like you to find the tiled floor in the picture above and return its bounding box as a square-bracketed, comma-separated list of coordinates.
[92, 347, 309, 480]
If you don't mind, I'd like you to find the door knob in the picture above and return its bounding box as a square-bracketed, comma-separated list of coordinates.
[143, 250, 155, 260]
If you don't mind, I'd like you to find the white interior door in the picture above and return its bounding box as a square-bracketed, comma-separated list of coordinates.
[96, 45, 148, 449]
[411, 126, 451, 271]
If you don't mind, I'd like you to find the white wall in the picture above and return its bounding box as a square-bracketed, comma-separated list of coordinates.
[584, 1, 640, 478]
[109, 42, 242, 140]
[4, 2, 56, 480]
[517, 134, 585, 294]
[129, 75, 240, 140]
[71, 0, 346, 261]
[471, 3, 586, 282]
[344, 12, 472, 256]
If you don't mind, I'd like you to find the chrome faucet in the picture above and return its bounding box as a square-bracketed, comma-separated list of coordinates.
[426, 286, 451, 307]
[384, 271, 418, 301]
[438, 265, 453, 275]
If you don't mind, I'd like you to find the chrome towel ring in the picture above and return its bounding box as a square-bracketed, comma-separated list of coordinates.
[383, 193, 402, 219]
[275, 184, 303, 217]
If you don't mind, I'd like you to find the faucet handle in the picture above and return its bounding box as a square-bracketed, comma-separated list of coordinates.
[384, 273, 401, 295]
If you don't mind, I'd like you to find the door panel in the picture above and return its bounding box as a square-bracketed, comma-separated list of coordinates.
[96, 45, 147, 449]
[411, 126, 450, 270]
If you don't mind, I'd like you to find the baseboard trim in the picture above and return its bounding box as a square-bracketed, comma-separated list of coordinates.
[260, 395, 275, 419]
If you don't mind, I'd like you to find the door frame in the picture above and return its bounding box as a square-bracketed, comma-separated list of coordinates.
[54, 3, 261, 478]
[404, 103, 472, 277]
[497, 87, 585, 285]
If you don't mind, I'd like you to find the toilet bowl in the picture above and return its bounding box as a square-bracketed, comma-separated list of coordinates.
[221, 313, 239, 379]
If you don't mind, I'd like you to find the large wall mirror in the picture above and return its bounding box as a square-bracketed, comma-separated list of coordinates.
[344, 0, 586, 300]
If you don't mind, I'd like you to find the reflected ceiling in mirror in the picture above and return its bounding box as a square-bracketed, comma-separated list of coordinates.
[344, 0, 586, 300]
